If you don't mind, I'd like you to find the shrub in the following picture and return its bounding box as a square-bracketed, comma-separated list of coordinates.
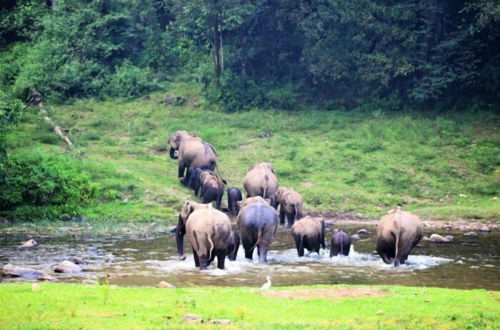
[103, 61, 159, 98]
[0, 152, 104, 220]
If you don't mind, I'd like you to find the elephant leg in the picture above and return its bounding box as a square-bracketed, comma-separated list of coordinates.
[286, 213, 295, 228]
[379, 252, 392, 264]
[293, 235, 304, 257]
[279, 209, 286, 226]
[257, 246, 268, 264]
[216, 250, 226, 270]
[178, 162, 186, 178]
[216, 191, 223, 210]
[198, 254, 210, 270]
[330, 245, 338, 257]
[192, 248, 200, 267]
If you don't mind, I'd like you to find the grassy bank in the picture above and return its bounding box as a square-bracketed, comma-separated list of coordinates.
[0, 283, 497, 328]
[3, 82, 499, 225]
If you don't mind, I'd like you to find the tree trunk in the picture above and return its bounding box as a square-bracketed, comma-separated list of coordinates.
[212, 14, 223, 88]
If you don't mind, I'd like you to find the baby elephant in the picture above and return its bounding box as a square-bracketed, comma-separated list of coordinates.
[291, 216, 325, 257]
[226, 231, 240, 261]
[199, 170, 225, 209]
[330, 229, 351, 256]
[275, 187, 304, 227]
[227, 187, 243, 217]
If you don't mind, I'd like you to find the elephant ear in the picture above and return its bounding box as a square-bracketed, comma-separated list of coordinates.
[180, 201, 196, 221]
[247, 164, 257, 172]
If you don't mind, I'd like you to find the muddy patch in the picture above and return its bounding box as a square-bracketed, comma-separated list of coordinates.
[264, 288, 388, 299]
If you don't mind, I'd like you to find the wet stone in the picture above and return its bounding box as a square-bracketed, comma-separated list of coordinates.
[357, 229, 369, 235]
[350, 234, 360, 240]
[2, 264, 43, 278]
[463, 232, 478, 238]
[479, 227, 491, 233]
[429, 234, 450, 243]
[53, 260, 82, 273]
[69, 256, 85, 265]
[38, 274, 58, 282]
[18, 239, 38, 249]
[445, 235, 454, 242]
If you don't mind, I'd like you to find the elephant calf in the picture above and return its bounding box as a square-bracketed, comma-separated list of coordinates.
[226, 231, 240, 261]
[176, 201, 232, 270]
[199, 170, 225, 209]
[376, 206, 423, 267]
[291, 216, 325, 257]
[330, 229, 351, 256]
[227, 187, 243, 217]
[275, 187, 304, 227]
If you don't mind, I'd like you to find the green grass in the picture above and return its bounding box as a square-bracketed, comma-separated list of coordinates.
[3, 81, 499, 225]
[0, 283, 497, 329]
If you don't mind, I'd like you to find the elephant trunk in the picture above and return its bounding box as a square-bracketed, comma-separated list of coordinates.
[175, 216, 186, 257]
[169, 147, 178, 159]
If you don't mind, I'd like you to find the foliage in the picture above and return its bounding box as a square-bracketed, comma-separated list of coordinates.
[0, 152, 113, 221]
[0, 284, 498, 328]
[4, 89, 498, 223]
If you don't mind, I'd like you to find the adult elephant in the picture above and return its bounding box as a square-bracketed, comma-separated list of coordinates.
[242, 163, 279, 207]
[175, 201, 231, 270]
[168, 130, 218, 184]
[376, 206, 423, 267]
[291, 216, 325, 257]
[236, 196, 278, 264]
[275, 187, 304, 227]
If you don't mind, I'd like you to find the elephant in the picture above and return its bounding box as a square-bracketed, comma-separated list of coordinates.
[186, 167, 204, 195]
[376, 206, 423, 267]
[198, 170, 225, 209]
[227, 187, 243, 216]
[275, 187, 304, 227]
[236, 196, 278, 263]
[175, 201, 232, 270]
[330, 229, 351, 256]
[242, 163, 279, 208]
[226, 231, 240, 261]
[291, 216, 325, 257]
[168, 130, 218, 185]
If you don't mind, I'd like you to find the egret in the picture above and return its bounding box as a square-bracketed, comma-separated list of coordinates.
[260, 276, 272, 291]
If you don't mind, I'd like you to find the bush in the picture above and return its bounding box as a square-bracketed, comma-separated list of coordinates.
[103, 61, 159, 98]
[0, 152, 104, 220]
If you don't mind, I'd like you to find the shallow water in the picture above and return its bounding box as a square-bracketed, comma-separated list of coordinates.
[1, 225, 499, 290]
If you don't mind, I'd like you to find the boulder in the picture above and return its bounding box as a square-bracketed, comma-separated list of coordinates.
[422, 236, 430, 241]
[18, 239, 38, 249]
[445, 235, 454, 242]
[2, 264, 43, 278]
[428, 234, 450, 243]
[479, 227, 491, 233]
[350, 234, 360, 240]
[53, 260, 82, 273]
[442, 225, 452, 231]
[69, 256, 85, 265]
[158, 281, 176, 289]
[356, 229, 369, 235]
[463, 232, 478, 238]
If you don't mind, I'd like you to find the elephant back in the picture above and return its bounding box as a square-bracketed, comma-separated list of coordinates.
[291, 216, 321, 237]
[237, 203, 278, 227]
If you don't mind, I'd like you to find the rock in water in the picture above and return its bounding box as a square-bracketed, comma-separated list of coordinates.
[18, 239, 38, 249]
[357, 229, 369, 235]
[479, 227, 491, 233]
[53, 260, 82, 273]
[2, 264, 43, 278]
[69, 256, 85, 265]
[38, 274, 58, 282]
[445, 235, 454, 242]
[428, 234, 450, 243]
[463, 232, 478, 238]
[350, 234, 360, 240]
[158, 281, 176, 289]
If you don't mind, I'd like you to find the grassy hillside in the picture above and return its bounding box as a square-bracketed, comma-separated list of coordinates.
[4, 82, 499, 223]
[0, 284, 498, 329]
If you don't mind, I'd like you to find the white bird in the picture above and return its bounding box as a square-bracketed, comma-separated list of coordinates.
[260, 276, 272, 291]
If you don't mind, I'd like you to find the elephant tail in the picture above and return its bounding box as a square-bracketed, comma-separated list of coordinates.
[250, 227, 264, 252]
[263, 175, 269, 199]
[206, 231, 215, 261]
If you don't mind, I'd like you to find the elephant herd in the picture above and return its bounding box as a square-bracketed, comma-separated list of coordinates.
[168, 130, 424, 270]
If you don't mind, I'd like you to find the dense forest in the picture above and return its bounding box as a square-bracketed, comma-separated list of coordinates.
[0, 0, 498, 222]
